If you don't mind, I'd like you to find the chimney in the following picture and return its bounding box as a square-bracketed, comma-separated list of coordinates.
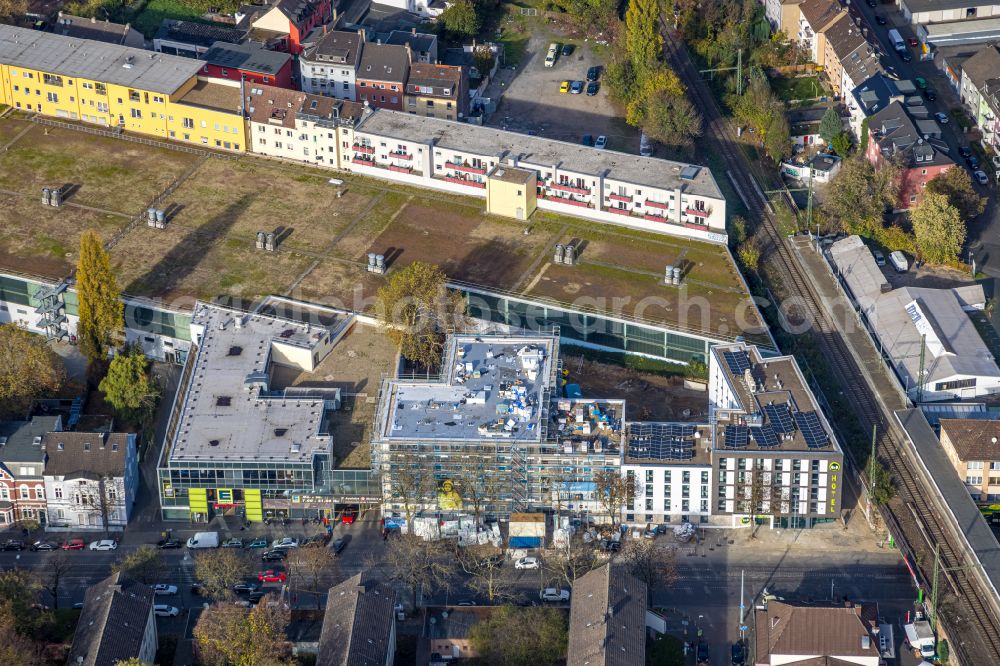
[405, 43, 413, 64]
[411, 27, 416, 35]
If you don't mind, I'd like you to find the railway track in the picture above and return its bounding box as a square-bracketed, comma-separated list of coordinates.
[660, 28, 1000, 663]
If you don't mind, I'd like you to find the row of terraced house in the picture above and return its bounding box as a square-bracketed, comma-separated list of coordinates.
[0, 24, 729, 242]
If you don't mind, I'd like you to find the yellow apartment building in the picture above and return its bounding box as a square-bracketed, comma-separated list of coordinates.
[0, 24, 247, 152]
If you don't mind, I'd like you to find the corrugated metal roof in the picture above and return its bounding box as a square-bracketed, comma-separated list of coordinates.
[0, 24, 201, 95]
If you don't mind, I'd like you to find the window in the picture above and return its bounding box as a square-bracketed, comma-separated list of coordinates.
[968, 461, 984, 470]
[46, 92, 58, 103]
[108, 488, 117, 502]
[129, 90, 140, 102]
[936, 378, 976, 391]
[200, 120, 207, 128]
[54, 486, 63, 499]
[0, 487, 7, 499]
[991, 462, 1000, 470]
[19, 485, 29, 499]
[131, 108, 142, 119]
[183, 118, 194, 129]
[966, 475, 983, 485]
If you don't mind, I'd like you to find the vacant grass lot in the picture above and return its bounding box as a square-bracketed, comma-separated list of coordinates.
[0, 124, 199, 214]
[770, 75, 823, 101]
[131, 0, 235, 37]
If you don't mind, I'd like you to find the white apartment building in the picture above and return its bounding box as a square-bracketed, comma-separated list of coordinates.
[344, 110, 728, 241]
[247, 84, 364, 170]
[299, 30, 363, 100]
[43, 432, 138, 532]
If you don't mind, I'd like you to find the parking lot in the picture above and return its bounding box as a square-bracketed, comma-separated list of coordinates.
[488, 31, 641, 154]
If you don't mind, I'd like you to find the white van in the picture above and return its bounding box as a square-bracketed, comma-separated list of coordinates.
[889, 251, 908, 273]
[639, 132, 652, 157]
[544, 43, 558, 68]
[187, 531, 220, 549]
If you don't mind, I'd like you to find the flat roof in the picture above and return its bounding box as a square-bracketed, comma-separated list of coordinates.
[0, 24, 202, 95]
[204, 41, 291, 75]
[829, 236, 1000, 387]
[623, 422, 712, 465]
[903, 0, 997, 15]
[895, 408, 1000, 603]
[379, 334, 556, 442]
[176, 78, 243, 113]
[355, 110, 724, 200]
[711, 343, 842, 454]
[168, 303, 345, 464]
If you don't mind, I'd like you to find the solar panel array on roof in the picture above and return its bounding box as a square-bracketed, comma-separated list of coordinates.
[627, 423, 697, 460]
[724, 425, 749, 449]
[750, 425, 779, 447]
[764, 403, 795, 434]
[794, 411, 829, 448]
[723, 350, 751, 375]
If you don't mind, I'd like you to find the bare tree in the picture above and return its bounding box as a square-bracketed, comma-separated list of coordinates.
[39, 550, 74, 609]
[112, 545, 165, 585]
[544, 533, 603, 590]
[287, 547, 340, 609]
[593, 470, 638, 527]
[455, 544, 517, 605]
[194, 549, 253, 600]
[620, 539, 678, 604]
[371, 533, 455, 609]
[452, 454, 506, 526]
[388, 451, 436, 534]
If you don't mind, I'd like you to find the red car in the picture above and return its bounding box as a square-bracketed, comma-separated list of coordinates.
[908, 37, 919, 47]
[61, 538, 85, 550]
[257, 570, 287, 583]
[341, 511, 356, 525]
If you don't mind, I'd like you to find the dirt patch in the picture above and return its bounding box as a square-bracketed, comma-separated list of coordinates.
[561, 353, 709, 422]
[367, 202, 550, 288]
[294, 259, 383, 312]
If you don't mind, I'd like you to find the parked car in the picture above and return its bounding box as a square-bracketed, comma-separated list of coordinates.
[157, 539, 182, 549]
[586, 81, 599, 96]
[586, 66, 600, 81]
[581, 134, 594, 147]
[873, 250, 886, 266]
[875, 15, 886, 24]
[31, 541, 56, 552]
[974, 170, 989, 185]
[901, 51, 912, 62]
[515, 556, 540, 570]
[967, 155, 980, 169]
[271, 537, 299, 549]
[262, 550, 287, 562]
[559, 80, 571, 93]
[152, 584, 178, 596]
[594, 135, 607, 149]
[934, 111, 949, 124]
[959, 146, 973, 158]
[89, 540, 117, 551]
[639, 132, 652, 157]
[539, 588, 571, 602]
[233, 582, 257, 594]
[62, 538, 85, 550]
[2, 540, 26, 551]
[731, 641, 747, 666]
[570, 80, 584, 94]
[697, 641, 710, 664]
[923, 87, 936, 100]
[258, 569, 287, 583]
[908, 37, 919, 46]
[561, 44, 574, 56]
[332, 536, 350, 555]
[222, 538, 244, 548]
[914, 77, 927, 89]
[191, 583, 206, 595]
[153, 605, 179, 617]
[341, 511, 357, 525]
[246, 538, 269, 549]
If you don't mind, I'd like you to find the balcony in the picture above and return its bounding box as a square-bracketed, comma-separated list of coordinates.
[388, 150, 412, 160]
[644, 213, 667, 222]
[685, 207, 710, 218]
[351, 156, 375, 166]
[549, 182, 591, 195]
[443, 175, 486, 188]
[608, 193, 632, 203]
[685, 221, 709, 230]
[352, 144, 375, 154]
[388, 164, 412, 173]
[645, 199, 669, 210]
[549, 195, 591, 208]
[607, 207, 633, 216]
[446, 161, 487, 175]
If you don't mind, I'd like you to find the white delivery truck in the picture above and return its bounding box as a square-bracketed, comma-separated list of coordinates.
[889, 250, 908, 273]
[888, 28, 906, 52]
[903, 619, 936, 659]
[186, 531, 220, 549]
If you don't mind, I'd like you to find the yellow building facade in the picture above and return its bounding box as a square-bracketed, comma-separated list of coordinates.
[485, 166, 537, 221]
[0, 25, 247, 152]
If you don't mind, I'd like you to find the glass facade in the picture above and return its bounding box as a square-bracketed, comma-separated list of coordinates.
[462, 290, 713, 364]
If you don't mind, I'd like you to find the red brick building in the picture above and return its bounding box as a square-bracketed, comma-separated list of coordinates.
[865, 101, 953, 211]
[202, 41, 294, 88]
[243, 0, 331, 55]
[356, 43, 411, 111]
[0, 416, 61, 527]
